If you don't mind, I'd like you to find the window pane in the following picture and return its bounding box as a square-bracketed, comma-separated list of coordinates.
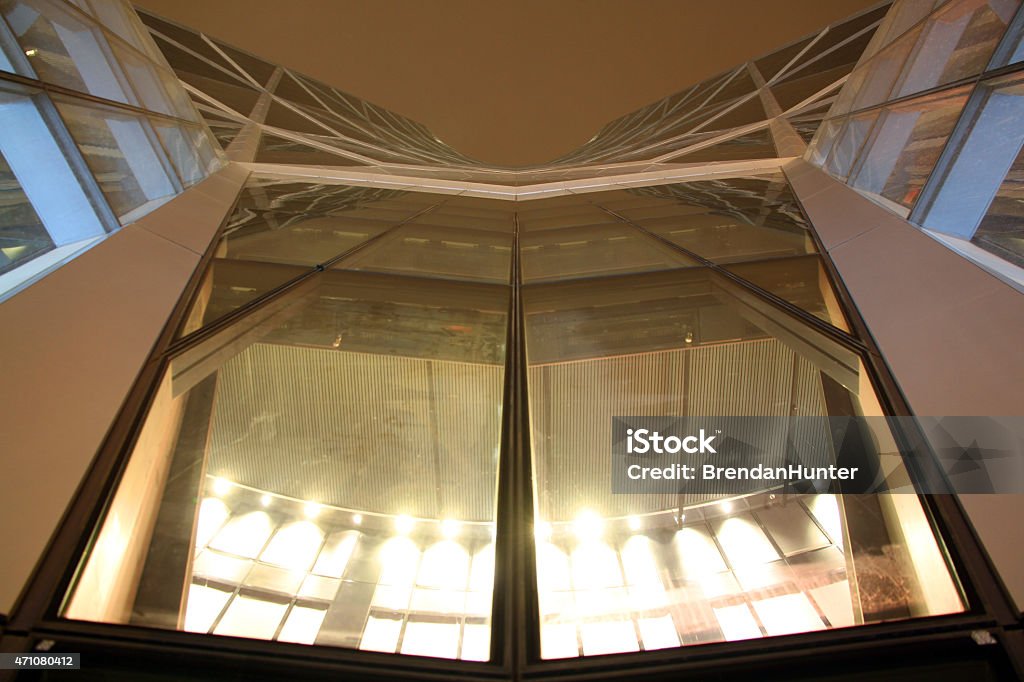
[519, 194, 694, 282]
[724, 254, 851, 331]
[824, 111, 879, 181]
[55, 97, 178, 223]
[919, 73, 1024, 267]
[151, 120, 220, 187]
[65, 270, 507, 662]
[178, 181, 438, 337]
[851, 86, 970, 211]
[851, 26, 922, 112]
[0, 145, 52, 274]
[524, 268, 963, 659]
[607, 182, 818, 266]
[1, 0, 133, 103]
[894, 0, 1018, 99]
[0, 85, 108, 293]
[336, 224, 512, 284]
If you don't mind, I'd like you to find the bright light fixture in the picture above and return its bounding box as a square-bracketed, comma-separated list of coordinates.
[212, 477, 232, 496]
[304, 502, 321, 519]
[260, 494, 271, 508]
[627, 515, 641, 531]
[534, 521, 552, 542]
[441, 518, 460, 539]
[573, 509, 603, 541]
[719, 499, 734, 514]
[352, 513, 363, 526]
[260, 521, 324, 571]
[395, 514, 415, 535]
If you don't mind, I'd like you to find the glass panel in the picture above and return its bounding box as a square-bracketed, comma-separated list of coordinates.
[771, 64, 849, 112]
[179, 182, 437, 336]
[804, 4, 891, 66]
[874, 0, 937, 51]
[255, 133, 365, 166]
[894, 0, 1018, 98]
[524, 268, 963, 659]
[272, 71, 321, 108]
[788, 104, 831, 145]
[782, 22, 881, 89]
[640, 211, 816, 265]
[755, 36, 815, 82]
[55, 97, 178, 224]
[0, 0, 133, 103]
[595, 178, 817, 266]
[699, 96, 766, 133]
[806, 116, 846, 166]
[724, 255, 852, 330]
[670, 128, 777, 163]
[138, 11, 238, 75]
[850, 27, 923, 112]
[265, 100, 336, 136]
[921, 73, 1024, 267]
[824, 111, 879, 181]
[0, 85, 108, 269]
[80, 0, 148, 55]
[202, 111, 244, 150]
[211, 39, 276, 86]
[520, 215, 694, 283]
[151, 120, 215, 187]
[704, 69, 756, 107]
[992, 7, 1024, 66]
[0, 145, 52, 274]
[111, 42, 177, 116]
[65, 271, 507, 663]
[972, 140, 1024, 266]
[335, 223, 513, 284]
[851, 86, 970, 210]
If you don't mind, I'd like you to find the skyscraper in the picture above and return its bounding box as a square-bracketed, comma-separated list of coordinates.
[1, 0, 1022, 679]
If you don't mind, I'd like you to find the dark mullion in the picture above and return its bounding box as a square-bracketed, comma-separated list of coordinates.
[491, 209, 542, 677]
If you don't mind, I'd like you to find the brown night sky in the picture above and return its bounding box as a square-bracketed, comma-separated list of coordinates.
[132, 0, 880, 167]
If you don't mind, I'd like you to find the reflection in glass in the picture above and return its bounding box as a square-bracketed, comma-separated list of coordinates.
[151, 119, 220, 187]
[525, 270, 963, 659]
[892, 0, 1016, 99]
[724, 255, 851, 330]
[337, 224, 512, 284]
[0, 146, 53, 274]
[851, 87, 970, 211]
[65, 271, 507, 661]
[55, 97, 178, 223]
[178, 181, 438, 336]
[824, 111, 879, 181]
[918, 73, 1024, 268]
[1, 0, 133, 102]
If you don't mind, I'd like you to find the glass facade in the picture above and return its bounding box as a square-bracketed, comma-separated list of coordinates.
[808, 0, 1024, 282]
[0, 0, 222, 297]
[5, 1, 1022, 680]
[63, 173, 963, 663]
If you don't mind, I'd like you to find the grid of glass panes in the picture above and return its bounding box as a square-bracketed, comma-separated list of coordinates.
[61, 174, 965, 665]
[0, 0, 222, 294]
[808, 0, 1022, 217]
